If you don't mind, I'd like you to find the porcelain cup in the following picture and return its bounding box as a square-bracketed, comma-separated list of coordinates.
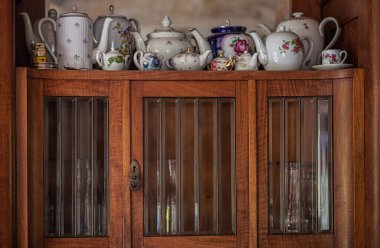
[322, 49, 347, 65]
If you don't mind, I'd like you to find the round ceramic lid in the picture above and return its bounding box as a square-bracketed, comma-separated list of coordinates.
[147, 16, 185, 39]
[98, 5, 127, 19]
[285, 12, 312, 21]
[211, 19, 246, 34]
[60, 6, 90, 19]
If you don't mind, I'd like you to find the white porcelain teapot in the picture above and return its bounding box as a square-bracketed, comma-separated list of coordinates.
[132, 16, 207, 70]
[234, 51, 259, 71]
[259, 12, 340, 69]
[250, 27, 313, 71]
[96, 44, 130, 71]
[167, 48, 212, 71]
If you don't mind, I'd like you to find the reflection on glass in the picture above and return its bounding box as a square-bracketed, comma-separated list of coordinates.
[44, 99, 60, 237]
[144, 98, 236, 236]
[44, 97, 108, 237]
[268, 97, 332, 234]
[317, 98, 332, 232]
[269, 99, 284, 233]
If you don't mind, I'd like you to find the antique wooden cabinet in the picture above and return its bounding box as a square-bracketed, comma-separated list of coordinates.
[16, 68, 364, 247]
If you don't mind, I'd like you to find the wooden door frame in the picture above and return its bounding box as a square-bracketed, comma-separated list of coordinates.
[130, 80, 249, 248]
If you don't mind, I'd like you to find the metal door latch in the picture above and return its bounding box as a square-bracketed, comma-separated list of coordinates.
[130, 160, 141, 191]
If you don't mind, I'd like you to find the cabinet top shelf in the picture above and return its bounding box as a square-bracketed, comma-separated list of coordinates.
[23, 68, 361, 81]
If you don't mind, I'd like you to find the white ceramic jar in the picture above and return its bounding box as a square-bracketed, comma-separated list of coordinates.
[39, 6, 93, 69]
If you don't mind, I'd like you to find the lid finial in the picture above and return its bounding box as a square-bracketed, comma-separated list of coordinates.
[162, 15, 172, 28]
[71, 5, 77, 13]
[293, 12, 304, 18]
[109, 5, 114, 15]
[225, 19, 231, 26]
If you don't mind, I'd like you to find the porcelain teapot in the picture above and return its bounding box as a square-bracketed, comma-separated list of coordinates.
[132, 16, 207, 70]
[234, 51, 259, 71]
[167, 48, 212, 71]
[259, 12, 340, 69]
[20, 9, 57, 63]
[210, 50, 236, 71]
[249, 27, 313, 71]
[133, 45, 162, 70]
[94, 5, 140, 69]
[96, 44, 130, 70]
[38, 6, 113, 69]
[207, 20, 255, 60]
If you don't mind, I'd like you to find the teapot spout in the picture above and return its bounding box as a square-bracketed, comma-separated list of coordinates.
[249, 52, 259, 70]
[131, 32, 147, 52]
[92, 17, 113, 64]
[189, 28, 212, 63]
[20, 12, 39, 55]
[199, 50, 212, 69]
[249, 31, 268, 66]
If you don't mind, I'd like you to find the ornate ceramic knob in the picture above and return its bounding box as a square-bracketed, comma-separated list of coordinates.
[292, 12, 304, 18]
[71, 5, 77, 13]
[162, 16, 172, 28]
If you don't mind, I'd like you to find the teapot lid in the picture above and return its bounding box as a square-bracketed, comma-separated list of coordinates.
[211, 19, 247, 34]
[284, 12, 314, 21]
[98, 5, 128, 19]
[60, 6, 90, 19]
[147, 16, 185, 39]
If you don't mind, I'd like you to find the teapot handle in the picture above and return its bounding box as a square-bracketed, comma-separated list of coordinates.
[319, 17, 341, 51]
[166, 58, 174, 70]
[96, 51, 104, 68]
[129, 18, 141, 33]
[133, 51, 143, 70]
[301, 38, 314, 69]
[38, 17, 57, 64]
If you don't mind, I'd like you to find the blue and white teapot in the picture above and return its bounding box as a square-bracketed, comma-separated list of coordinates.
[133, 45, 162, 70]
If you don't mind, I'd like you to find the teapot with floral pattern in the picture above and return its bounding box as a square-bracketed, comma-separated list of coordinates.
[249, 27, 313, 71]
[96, 44, 130, 70]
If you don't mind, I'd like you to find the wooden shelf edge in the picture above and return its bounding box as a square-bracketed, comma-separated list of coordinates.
[23, 67, 362, 81]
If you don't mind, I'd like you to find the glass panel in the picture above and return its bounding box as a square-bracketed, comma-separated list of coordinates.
[268, 96, 332, 235]
[300, 98, 317, 233]
[218, 99, 236, 235]
[162, 99, 180, 235]
[93, 99, 108, 236]
[75, 98, 93, 236]
[317, 98, 332, 232]
[61, 98, 75, 236]
[44, 98, 61, 236]
[269, 99, 284, 233]
[284, 99, 301, 233]
[144, 97, 236, 237]
[144, 99, 161, 236]
[180, 99, 198, 235]
[198, 99, 218, 235]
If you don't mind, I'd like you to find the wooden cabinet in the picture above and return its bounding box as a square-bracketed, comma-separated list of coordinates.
[17, 68, 364, 248]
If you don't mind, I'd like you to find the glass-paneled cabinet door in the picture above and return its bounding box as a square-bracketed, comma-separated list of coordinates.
[27, 80, 129, 248]
[131, 81, 249, 248]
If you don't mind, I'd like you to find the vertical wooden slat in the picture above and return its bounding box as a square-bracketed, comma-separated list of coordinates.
[0, 0, 14, 246]
[236, 81, 249, 247]
[333, 78, 354, 248]
[122, 81, 131, 248]
[131, 81, 143, 248]
[16, 68, 28, 248]
[28, 78, 44, 248]
[248, 80, 257, 248]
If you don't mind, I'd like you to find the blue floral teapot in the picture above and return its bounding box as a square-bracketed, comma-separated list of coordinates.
[133, 45, 162, 70]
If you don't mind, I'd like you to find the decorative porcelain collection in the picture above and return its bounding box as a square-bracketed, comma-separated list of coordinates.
[132, 16, 202, 70]
[20, 8, 351, 71]
[133, 45, 162, 70]
[167, 48, 212, 71]
[94, 5, 140, 69]
[259, 12, 341, 69]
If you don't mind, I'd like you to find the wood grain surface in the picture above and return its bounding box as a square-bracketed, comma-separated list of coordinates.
[0, 0, 15, 246]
